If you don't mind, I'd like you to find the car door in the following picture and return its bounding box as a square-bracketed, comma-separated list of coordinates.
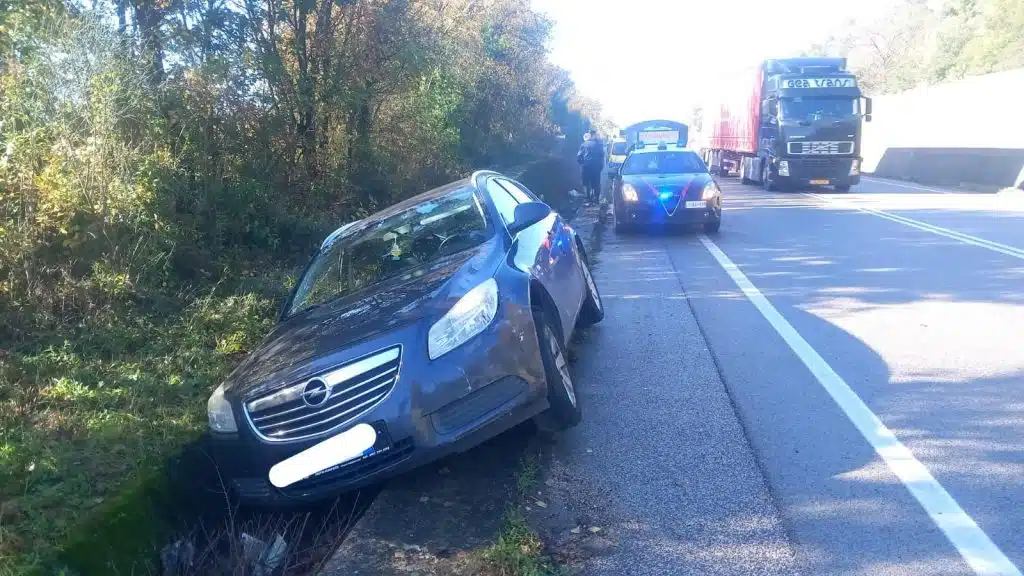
[494, 178, 585, 341]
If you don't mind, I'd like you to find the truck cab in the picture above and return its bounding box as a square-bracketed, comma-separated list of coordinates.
[753, 58, 873, 191]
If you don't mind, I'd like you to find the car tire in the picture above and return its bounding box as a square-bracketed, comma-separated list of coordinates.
[578, 250, 604, 325]
[704, 218, 721, 234]
[533, 308, 581, 431]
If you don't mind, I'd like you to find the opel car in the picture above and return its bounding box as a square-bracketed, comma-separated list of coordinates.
[207, 171, 603, 505]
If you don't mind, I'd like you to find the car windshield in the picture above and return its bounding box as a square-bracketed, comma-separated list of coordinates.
[286, 186, 492, 317]
[781, 97, 858, 121]
[611, 141, 628, 155]
[621, 151, 706, 175]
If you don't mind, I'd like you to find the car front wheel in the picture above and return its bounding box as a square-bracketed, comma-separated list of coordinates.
[533, 308, 581, 431]
[578, 251, 603, 325]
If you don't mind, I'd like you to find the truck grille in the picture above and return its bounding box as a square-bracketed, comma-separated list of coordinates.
[244, 347, 401, 442]
[787, 141, 854, 155]
[792, 157, 850, 178]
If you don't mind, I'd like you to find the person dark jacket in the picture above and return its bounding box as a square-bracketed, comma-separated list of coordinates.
[577, 139, 604, 169]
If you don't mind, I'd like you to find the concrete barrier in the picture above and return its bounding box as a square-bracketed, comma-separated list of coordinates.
[862, 68, 1024, 190]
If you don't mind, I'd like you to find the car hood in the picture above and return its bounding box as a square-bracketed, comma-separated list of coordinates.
[223, 238, 502, 399]
[621, 172, 713, 201]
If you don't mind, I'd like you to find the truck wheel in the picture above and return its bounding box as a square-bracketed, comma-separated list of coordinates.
[762, 164, 777, 192]
[739, 160, 753, 185]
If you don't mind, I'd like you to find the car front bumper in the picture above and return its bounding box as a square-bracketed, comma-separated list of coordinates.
[615, 196, 722, 228]
[211, 287, 549, 506]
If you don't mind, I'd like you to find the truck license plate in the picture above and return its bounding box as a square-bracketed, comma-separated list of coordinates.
[810, 179, 830, 185]
[685, 201, 705, 209]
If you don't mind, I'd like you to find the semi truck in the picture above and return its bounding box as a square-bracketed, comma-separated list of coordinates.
[702, 58, 872, 192]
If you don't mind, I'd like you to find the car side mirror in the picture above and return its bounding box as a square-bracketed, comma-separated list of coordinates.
[508, 201, 551, 235]
[864, 114, 872, 123]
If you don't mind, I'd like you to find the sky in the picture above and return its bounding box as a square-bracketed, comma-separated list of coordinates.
[531, 0, 898, 127]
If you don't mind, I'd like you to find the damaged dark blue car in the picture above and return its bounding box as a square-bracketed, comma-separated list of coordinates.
[207, 171, 603, 505]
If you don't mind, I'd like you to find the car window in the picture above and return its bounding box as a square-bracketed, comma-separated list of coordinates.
[621, 151, 707, 175]
[287, 186, 493, 317]
[486, 179, 519, 224]
[611, 141, 628, 155]
[497, 179, 537, 204]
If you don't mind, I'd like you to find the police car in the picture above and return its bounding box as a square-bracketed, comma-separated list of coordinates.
[610, 142, 722, 234]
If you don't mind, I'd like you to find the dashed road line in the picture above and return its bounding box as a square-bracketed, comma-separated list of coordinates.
[698, 233, 1022, 576]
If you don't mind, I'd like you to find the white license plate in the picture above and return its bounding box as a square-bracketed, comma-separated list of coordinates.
[685, 201, 706, 209]
[810, 179, 831, 185]
[268, 423, 377, 488]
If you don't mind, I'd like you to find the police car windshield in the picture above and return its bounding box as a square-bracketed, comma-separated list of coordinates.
[621, 151, 706, 175]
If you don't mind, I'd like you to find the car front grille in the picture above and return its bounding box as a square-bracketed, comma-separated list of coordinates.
[244, 346, 401, 442]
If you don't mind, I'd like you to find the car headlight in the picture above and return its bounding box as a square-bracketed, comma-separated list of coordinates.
[428, 279, 498, 360]
[701, 181, 721, 199]
[849, 159, 861, 176]
[777, 160, 790, 177]
[207, 383, 238, 433]
[622, 183, 639, 202]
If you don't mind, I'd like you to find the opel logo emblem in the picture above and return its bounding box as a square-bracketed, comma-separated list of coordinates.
[301, 378, 329, 407]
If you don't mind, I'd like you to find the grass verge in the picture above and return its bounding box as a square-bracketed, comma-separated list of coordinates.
[0, 274, 290, 574]
[473, 454, 568, 576]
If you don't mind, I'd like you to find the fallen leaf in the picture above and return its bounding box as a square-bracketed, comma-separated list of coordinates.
[570, 526, 581, 534]
[588, 526, 601, 534]
[419, 496, 429, 503]
[534, 500, 547, 508]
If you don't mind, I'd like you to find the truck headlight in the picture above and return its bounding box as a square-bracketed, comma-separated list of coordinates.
[428, 279, 498, 360]
[622, 183, 639, 202]
[777, 160, 790, 177]
[207, 383, 238, 433]
[701, 181, 721, 199]
[849, 159, 861, 176]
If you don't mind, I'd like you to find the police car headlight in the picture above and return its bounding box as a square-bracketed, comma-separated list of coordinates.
[701, 181, 721, 200]
[622, 183, 639, 202]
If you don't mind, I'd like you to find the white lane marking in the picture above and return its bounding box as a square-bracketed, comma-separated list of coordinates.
[698, 234, 1022, 576]
[806, 193, 1024, 260]
[861, 176, 953, 194]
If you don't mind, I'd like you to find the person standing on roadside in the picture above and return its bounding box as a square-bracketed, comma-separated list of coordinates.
[577, 131, 604, 204]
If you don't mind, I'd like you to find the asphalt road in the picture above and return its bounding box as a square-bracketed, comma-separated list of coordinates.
[554, 175, 1024, 575]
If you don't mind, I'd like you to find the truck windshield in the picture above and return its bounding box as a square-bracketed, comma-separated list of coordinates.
[781, 97, 858, 122]
[621, 151, 706, 175]
[611, 142, 628, 155]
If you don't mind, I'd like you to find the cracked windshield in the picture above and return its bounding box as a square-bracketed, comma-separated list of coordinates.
[3, 0, 1024, 574]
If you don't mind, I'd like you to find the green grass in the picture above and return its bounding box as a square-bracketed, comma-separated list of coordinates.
[473, 453, 568, 576]
[0, 281, 287, 574]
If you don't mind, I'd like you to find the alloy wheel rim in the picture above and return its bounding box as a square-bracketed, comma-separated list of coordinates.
[550, 335, 576, 407]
